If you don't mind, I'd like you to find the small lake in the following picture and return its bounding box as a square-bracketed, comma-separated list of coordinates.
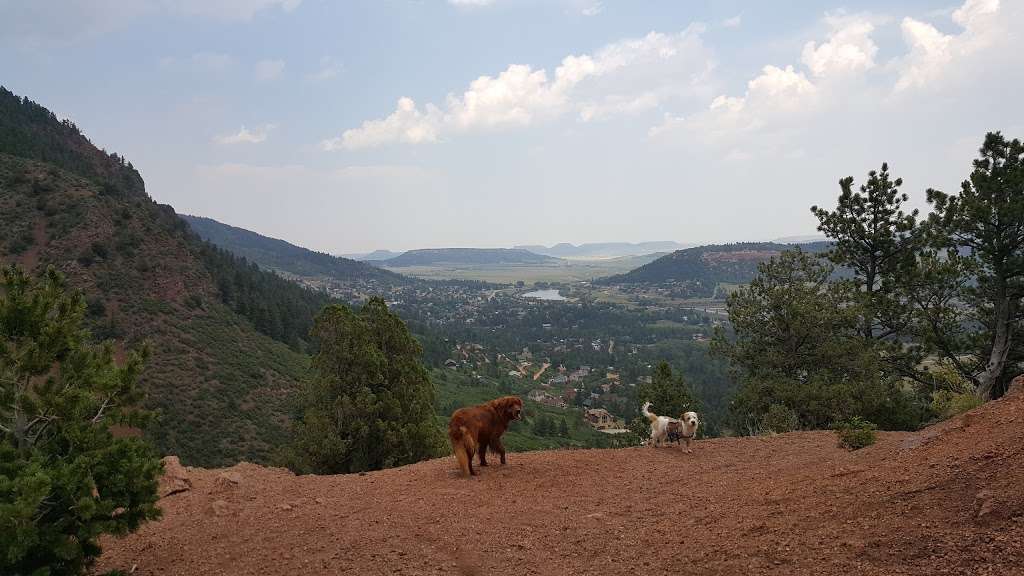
[522, 289, 567, 301]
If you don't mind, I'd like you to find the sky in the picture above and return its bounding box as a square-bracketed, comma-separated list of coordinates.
[2, 0, 1022, 254]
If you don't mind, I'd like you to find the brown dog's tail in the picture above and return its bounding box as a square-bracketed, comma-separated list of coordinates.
[450, 425, 477, 477]
[641, 401, 658, 423]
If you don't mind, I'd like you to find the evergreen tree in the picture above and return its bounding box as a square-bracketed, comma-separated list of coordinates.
[1, 266, 161, 576]
[558, 418, 570, 437]
[285, 298, 444, 474]
[811, 163, 923, 378]
[532, 415, 547, 436]
[712, 250, 922, 431]
[637, 361, 696, 417]
[926, 132, 1024, 398]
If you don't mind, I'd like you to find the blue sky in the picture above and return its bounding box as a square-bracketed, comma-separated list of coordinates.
[2, 0, 1022, 253]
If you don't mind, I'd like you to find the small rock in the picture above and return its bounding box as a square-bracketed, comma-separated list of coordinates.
[159, 456, 191, 497]
[278, 503, 293, 511]
[211, 499, 232, 517]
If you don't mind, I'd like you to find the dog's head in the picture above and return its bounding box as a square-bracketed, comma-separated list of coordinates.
[680, 411, 699, 433]
[491, 396, 524, 423]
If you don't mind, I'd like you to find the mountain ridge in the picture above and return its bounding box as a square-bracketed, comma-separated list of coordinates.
[0, 86, 330, 467]
[180, 214, 412, 286]
[515, 241, 689, 259]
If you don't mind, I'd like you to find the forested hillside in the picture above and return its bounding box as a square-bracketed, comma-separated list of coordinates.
[0, 87, 338, 466]
[181, 214, 411, 287]
[602, 241, 831, 296]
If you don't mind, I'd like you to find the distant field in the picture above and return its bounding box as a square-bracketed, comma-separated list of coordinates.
[383, 253, 661, 284]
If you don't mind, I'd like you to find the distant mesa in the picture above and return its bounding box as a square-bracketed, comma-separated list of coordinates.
[380, 248, 559, 267]
[515, 241, 690, 259]
[342, 249, 401, 261]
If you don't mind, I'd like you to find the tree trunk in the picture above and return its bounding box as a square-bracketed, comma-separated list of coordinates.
[977, 292, 1016, 400]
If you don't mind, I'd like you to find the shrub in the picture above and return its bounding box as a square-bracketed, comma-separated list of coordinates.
[927, 362, 982, 419]
[834, 416, 877, 451]
[930, 390, 983, 419]
[761, 404, 799, 434]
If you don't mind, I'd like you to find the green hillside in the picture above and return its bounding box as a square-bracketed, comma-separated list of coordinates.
[601, 241, 831, 297]
[0, 87, 336, 467]
[181, 214, 412, 287]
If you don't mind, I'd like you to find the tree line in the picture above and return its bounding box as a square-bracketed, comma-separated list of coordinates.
[715, 132, 1023, 433]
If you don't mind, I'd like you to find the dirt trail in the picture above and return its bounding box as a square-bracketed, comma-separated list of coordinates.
[98, 386, 1024, 575]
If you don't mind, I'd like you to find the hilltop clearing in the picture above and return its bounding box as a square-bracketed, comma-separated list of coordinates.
[98, 380, 1024, 575]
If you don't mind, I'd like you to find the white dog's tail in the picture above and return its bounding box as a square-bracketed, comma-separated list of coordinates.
[641, 401, 658, 423]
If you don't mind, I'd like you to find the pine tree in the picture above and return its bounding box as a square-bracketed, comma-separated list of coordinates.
[811, 163, 921, 353]
[926, 132, 1024, 398]
[711, 250, 921, 430]
[637, 361, 696, 417]
[1, 266, 161, 575]
[558, 418, 570, 437]
[533, 415, 552, 436]
[285, 298, 444, 473]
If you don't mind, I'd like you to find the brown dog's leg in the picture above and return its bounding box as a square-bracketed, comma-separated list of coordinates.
[490, 438, 506, 464]
[477, 443, 489, 467]
[454, 442, 472, 477]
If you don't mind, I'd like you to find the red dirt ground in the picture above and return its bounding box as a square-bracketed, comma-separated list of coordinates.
[97, 385, 1024, 576]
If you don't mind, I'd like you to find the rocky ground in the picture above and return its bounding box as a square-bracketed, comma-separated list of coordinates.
[97, 382, 1024, 575]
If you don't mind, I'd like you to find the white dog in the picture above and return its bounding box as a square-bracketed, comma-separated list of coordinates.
[642, 401, 699, 452]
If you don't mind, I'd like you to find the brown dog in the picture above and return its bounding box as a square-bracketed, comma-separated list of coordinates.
[448, 396, 523, 477]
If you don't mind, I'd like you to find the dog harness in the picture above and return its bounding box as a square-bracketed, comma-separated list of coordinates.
[666, 421, 694, 443]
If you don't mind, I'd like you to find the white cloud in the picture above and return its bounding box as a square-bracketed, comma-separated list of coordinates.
[255, 58, 285, 81]
[448, 0, 495, 6]
[307, 56, 341, 81]
[323, 98, 443, 150]
[328, 27, 712, 149]
[579, 92, 660, 122]
[952, 0, 999, 28]
[647, 0, 1021, 168]
[215, 124, 275, 144]
[722, 13, 742, 28]
[895, 0, 1004, 92]
[580, 1, 603, 17]
[801, 14, 879, 78]
[651, 39, 820, 142]
[647, 113, 686, 138]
